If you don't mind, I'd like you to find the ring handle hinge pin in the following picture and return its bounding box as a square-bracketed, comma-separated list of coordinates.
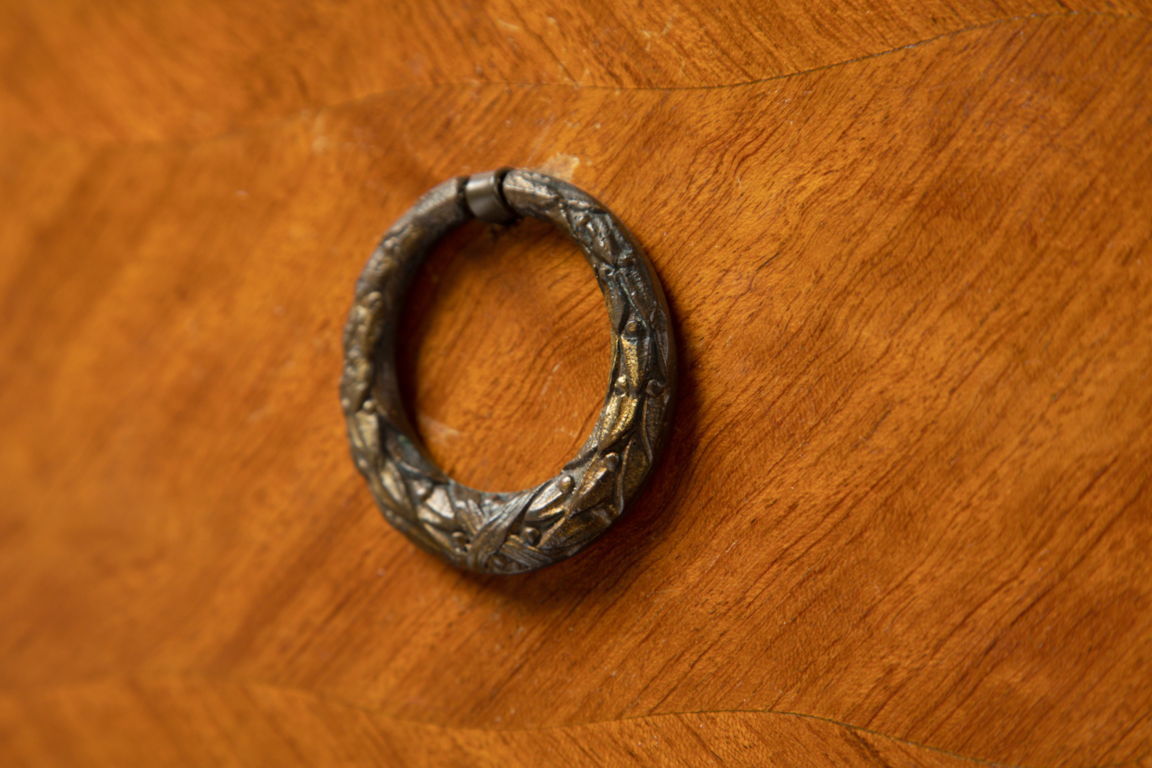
[463, 168, 519, 224]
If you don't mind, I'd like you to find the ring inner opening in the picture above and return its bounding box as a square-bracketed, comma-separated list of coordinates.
[396, 217, 611, 493]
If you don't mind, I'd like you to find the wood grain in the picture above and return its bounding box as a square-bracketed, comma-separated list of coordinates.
[2, 2, 1151, 766]
[0, 679, 989, 767]
[3, 1, 1152, 143]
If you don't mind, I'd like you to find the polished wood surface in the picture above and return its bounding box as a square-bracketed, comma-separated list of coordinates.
[2, 2, 1151, 766]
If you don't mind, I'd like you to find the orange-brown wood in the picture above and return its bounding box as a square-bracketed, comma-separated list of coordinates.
[2, 2, 1151, 766]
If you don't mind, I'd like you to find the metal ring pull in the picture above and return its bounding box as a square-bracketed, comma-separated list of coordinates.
[341, 169, 676, 574]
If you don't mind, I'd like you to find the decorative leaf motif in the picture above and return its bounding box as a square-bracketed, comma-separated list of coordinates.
[341, 170, 675, 574]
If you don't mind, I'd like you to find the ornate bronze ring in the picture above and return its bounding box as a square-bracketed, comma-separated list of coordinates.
[341, 169, 676, 574]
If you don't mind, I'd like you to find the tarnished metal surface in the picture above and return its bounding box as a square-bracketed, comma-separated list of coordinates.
[341, 169, 676, 574]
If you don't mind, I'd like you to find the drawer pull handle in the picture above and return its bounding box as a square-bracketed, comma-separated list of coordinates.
[341, 169, 676, 574]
